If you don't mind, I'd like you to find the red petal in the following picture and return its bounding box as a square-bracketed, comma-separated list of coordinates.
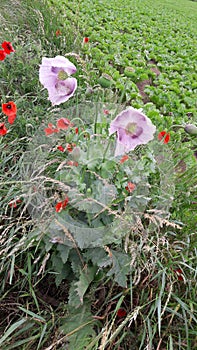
[117, 308, 127, 318]
[8, 114, 16, 124]
[120, 155, 129, 164]
[2, 101, 17, 117]
[0, 50, 6, 61]
[1, 41, 15, 54]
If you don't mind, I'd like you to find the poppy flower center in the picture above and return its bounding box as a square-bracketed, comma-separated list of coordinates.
[125, 122, 143, 138]
[6, 104, 12, 109]
[57, 70, 69, 80]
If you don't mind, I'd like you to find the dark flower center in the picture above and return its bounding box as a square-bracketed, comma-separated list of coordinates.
[6, 104, 12, 109]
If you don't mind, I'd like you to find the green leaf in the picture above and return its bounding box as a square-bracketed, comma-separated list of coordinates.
[107, 250, 130, 287]
[75, 265, 97, 304]
[60, 303, 97, 350]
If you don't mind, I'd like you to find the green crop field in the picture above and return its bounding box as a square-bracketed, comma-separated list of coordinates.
[0, 0, 196, 349]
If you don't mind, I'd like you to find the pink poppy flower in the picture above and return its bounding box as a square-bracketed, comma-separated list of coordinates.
[109, 107, 156, 156]
[39, 56, 77, 106]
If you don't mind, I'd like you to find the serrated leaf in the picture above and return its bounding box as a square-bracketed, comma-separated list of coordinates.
[75, 265, 97, 304]
[107, 250, 130, 287]
[57, 244, 70, 264]
[60, 303, 97, 350]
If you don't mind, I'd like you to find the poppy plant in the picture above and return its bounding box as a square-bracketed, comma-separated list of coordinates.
[2, 101, 17, 124]
[57, 117, 74, 130]
[0, 123, 7, 136]
[39, 55, 77, 105]
[117, 308, 127, 318]
[120, 155, 129, 164]
[1, 41, 15, 54]
[125, 181, 136, 193]
[158, 131, 170, 144]
[57, 145, 65, 152]
[44, 123, 59, 136]
[83, 37, 89, 43]
[0, 49, 6, 61]
[109, 107, 156, 156]
[55, 197, 69, 212]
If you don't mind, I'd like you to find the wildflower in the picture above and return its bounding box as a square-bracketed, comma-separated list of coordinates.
[117, 308, 127, 318]
[0, 123, 7, 136]
[39, 55, 77, 105]
[57, 145, 65, 152]
[1, 41, 15, 54]
[67, 143, 76, 152]
[120, 155, 129, 164]
[75, 127, 79, 134]
[44, 123, 59, 135]
[184, 124, 197, 136]
[83, 37, 89, 43]
[174, 268, 184, 281]
[67, 160, 78, 166]
[57, 117, 74, 130]
[125, 181, 136, 193]
[0, 49, 6, 61]
[55, 30, 62, 37]
[55, 197, 69, 212]
[109, 107, 156, 156]
[8, 199, 22, 208]
[2, 101, 17, 124]
[158, 131, 170, 144]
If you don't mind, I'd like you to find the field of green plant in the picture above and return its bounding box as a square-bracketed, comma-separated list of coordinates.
[0, 0, 197, 349]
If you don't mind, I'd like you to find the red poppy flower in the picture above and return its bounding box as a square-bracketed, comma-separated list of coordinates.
[0, 123, 7, 136]
[2, 101, 17, 124]
[57, 118, 74, 130]
[158, 131, 170, 144]
[44, 123, 59, 135]
[120, 155, 129, 164]
[1, 41, 15, 54]
[125, 181, 136, 193]
[174, 268, 184, 281]
[103, 109, 110, 115]
[117, 308, 127, 318]
[67, 160, 79, 166]
[57, 145, 65, 152]
[0, 49, 6, 61]
[55, 197, 69, 212]
[9, 199, 22, 208]
[75, 127, 79, 134]
[67, 143, 76, 152]
[55, 30, 62, 37]
[83, 37, 89, 43]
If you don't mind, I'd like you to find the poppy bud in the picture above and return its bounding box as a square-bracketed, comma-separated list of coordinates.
[184, 124, 197, 136]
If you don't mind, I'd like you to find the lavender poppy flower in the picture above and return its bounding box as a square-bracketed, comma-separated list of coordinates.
[39, 55, 77, 106]
[109, 107, 156, 156]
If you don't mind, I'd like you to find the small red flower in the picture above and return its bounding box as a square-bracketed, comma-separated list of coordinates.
[103, 109, 110, 115]
[9, 199, 22, 208]
[125, 181, 136, 193]
[67, 143, 76, 152]
[158, 131, 170, 144]
[67, 160, 79, 166]
[2, 101, 17, 123]
[83, 37, 89, 43]
[55, 197, 69, 213]
[75, 127, 79, 134]
[0, 50, 6, 61]
[0, 123, 7, 136]
[44, 123, 59, 135]
[117, 308, 127, 318]
[120, 155, 129, 164]
[1, 41, 15, 54]
[55, 30, 62, 37]
[57, 145, 65, 152]
[57, 118, 74, 130]
[174, 268, 184, 281]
